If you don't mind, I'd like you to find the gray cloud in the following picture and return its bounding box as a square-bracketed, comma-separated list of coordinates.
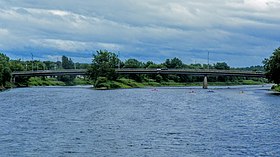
[0, 0, 280, 66]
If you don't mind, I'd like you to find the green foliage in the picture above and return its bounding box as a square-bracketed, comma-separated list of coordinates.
[57, 75, 76, 85]
[234, 65, 264, 71]
[164, 57, 183, 68]
[155, 74, 163, 82]
[94, 77, 109, 89]
[117, 78, 144, 88]
[73, 77, 91, 85]
[28, 77, 65, 86]
[9, 60, 24, 71]
[0, 53, 12, 87]
[123, 59, 143, 68]
[62, 55, 74, 69]
[271, 85, 280, 92]
[94, 77, 143, 89]
[88, 50, 120, 82]
[214, 62, 230, 70]
[0, 51, 268, 90]
[263, 47, 280, 84]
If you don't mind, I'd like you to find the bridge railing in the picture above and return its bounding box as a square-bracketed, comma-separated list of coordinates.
[116, 68, 265, 74]
[12, 69, 87, 75]
[11, 68, 265, 77]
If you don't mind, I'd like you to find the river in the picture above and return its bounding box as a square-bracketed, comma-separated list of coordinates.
[0, 85, 279, 156]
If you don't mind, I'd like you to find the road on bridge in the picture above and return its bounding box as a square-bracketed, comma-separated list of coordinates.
[11, 68, 266, 78]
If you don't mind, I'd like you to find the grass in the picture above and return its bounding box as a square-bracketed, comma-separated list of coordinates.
[272, 85, 280, 92]
[24, 76, 267, 90]
[73, 78, 92, 85]
[27, 77, 93, 87]
[93, 78, 267, 90]
[28, 77, 66, 86]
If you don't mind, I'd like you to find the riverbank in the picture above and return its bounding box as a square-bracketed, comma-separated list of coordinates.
[272, 85, 280, 92]
[3, 77, 267, 90]
[17, 77, 92, 87]
[95, 78, 267, 90]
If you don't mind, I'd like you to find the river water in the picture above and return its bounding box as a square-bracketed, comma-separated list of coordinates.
[0, 85, 279, 156]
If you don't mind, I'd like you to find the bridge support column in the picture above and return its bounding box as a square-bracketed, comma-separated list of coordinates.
[10, 76, 16, 83]
[203, 76, 208, 89]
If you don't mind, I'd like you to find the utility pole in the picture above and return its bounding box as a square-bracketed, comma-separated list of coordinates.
[43, 63, 46, 70]
[31, 53, 34, 71]
[118, 51, 120, 69]
[208, 51, 210, 70]
[57, 57, 59, 70]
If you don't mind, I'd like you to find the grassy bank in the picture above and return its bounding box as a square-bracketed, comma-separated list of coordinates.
[9, 76, 266, 89]
[94, 78, 267, 90]
[28, 77, 65, 86]
[27, 77, 92, 87]
[272, 85, 280, 92]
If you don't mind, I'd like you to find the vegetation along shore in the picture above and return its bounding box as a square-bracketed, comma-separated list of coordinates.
[1, 47, 280, 91]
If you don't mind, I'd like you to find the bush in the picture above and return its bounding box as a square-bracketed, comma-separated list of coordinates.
[28, 77, 65, 86]
[155, 74, 163, 83]
[272, 85, 280, 92]
[94, 77, 108, 88]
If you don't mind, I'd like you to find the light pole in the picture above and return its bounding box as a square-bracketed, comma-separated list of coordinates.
[56, 57, 59, 70]
[207, 51, 210, 70]
[43, 63, 46, 71]
[118, 51, 120, 69]
[31, 53, 34, 71]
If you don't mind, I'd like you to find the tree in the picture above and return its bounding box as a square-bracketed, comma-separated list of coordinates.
[164, 57, 183, 68]
[123, 59, 143, 68]
[263, 47, 280, 84]
[144, 61, 155, 68]
[88, 50, 120, 81]
[0, 53, 11, 87]
[62, 55, 74, 69]
[9, 60, 24, 71]
[214, 62, 230, 70]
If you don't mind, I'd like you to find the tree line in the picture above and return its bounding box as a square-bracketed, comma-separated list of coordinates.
[263, 47, 280, 91]
[88, 50, 266, 89]
[0, 54, 90, 88]
[2, 48, 277, 89]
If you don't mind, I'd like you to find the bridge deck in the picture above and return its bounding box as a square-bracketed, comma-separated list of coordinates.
[11, 69, 266, 78]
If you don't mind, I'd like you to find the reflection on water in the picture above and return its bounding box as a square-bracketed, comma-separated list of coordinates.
[0, 85, 279, 156]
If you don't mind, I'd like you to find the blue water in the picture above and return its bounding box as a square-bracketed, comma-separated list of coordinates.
[0, 85, 279, 156]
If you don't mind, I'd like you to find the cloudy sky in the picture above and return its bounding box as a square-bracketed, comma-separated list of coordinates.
[0, 0, 279, 67]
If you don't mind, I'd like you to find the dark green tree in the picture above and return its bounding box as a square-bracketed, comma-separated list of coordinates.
[144, 61, 155, 68]
[0, 53, 11, 87]
[123, 59, 143, 68]
[263, 47, 280, 84]
[62, 55, 74, 69]
[164, 57, 183, 68]
[9, 60, 24, 71]
[88, 50, 120, 81]
[214, 62, 230, 70]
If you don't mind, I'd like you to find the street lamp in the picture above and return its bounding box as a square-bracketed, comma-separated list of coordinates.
[118, 51, 120, 69]
[208, 51, 210, 70]
[31, 53, 34, 71]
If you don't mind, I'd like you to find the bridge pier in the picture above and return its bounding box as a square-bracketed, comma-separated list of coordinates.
[203, 76, 208, 89]
[10, 76, 16, 83]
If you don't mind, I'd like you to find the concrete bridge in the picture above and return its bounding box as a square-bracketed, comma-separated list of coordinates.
[11, 68, 266, 88]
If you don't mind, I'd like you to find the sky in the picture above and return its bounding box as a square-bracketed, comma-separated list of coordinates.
[0, 0, 280, 67]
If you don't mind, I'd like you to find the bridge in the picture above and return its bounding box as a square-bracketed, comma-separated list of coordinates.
[11, 69, 266, 88]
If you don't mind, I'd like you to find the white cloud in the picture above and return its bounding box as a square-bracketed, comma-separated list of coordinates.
[0, 0, 279, 66]
[244, 0, 280, 11]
